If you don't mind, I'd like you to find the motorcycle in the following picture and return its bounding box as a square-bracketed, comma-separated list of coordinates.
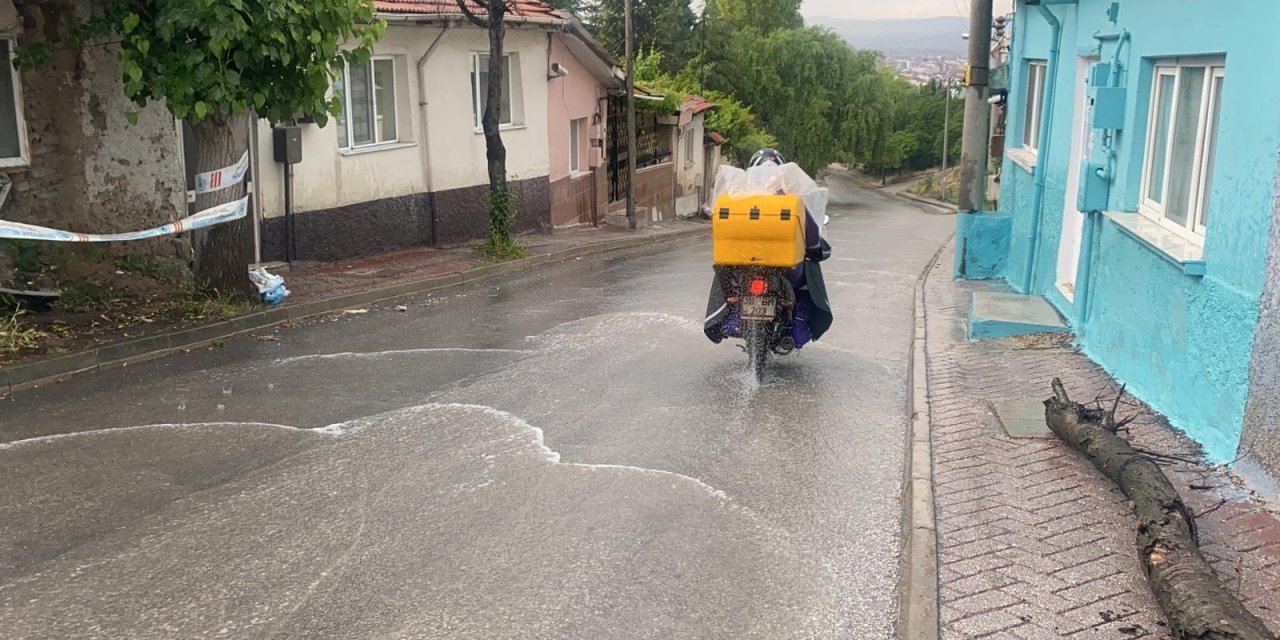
[715, 213, 827, 379]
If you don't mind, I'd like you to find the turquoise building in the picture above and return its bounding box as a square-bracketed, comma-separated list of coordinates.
[956, 0, 1280, 464]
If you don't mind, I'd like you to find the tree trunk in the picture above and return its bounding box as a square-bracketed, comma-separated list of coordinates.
[484, 1, 509, 198]
[191, 113, 254, 295]
[1044, 380, 1275, 640]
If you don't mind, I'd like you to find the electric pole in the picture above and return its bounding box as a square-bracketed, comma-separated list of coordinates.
[624, 0, 637, 230]
[958, 0, 994, 212]
[942, 72, 950, 203]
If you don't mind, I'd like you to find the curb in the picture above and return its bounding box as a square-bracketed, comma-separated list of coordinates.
[896, 190, 958, 214]
[896, 236, 950, 640]
[0, 227, 706, 395]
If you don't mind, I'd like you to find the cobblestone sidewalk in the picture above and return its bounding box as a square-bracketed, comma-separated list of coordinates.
[925, 241, 1280, 639]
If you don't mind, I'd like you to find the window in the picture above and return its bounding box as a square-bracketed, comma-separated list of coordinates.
[570, 118, 586, 173]
[0, 39, 27, 166]
[336, 57, 398, 149]
[1022, 60, 1048, 152]
[684, 127, 696, 166]
[1140, 59, 1225, 238]
[472, 54, 513, 128]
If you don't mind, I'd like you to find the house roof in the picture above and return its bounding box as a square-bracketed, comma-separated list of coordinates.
[557, 13, 624, 88]
[706, 130, 727, 146]
[683, 95, 718, 115]
[375, 0, 563, 22]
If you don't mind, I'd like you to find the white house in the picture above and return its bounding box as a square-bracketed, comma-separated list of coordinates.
[251, 1, 566, 262]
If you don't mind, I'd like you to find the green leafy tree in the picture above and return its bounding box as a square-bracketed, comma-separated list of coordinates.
[19, 0, 384, 292]
[586, 0, 696, 74]
[709, 0, 802, 35]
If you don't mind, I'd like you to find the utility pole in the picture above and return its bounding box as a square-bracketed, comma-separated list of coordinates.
[958, 0, 994, 212]
[624, 0, 637, 230]
[942, 73, 950, 203]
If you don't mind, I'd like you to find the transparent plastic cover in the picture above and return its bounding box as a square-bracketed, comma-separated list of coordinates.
[711, 163, 829, 239]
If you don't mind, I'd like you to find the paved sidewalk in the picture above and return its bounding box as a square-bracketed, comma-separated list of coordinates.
[283, 221, 705, 301]
[924, 240, 1280, 638]
[1, 221, 706, 392]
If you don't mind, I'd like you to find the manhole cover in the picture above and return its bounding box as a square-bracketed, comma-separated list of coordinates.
[994, 401, 1052, 439]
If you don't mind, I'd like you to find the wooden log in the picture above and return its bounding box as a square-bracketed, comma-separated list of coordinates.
[1044, 379, 1274, 640]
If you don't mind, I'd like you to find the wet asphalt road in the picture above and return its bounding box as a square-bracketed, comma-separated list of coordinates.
[0, 177, 954, 639]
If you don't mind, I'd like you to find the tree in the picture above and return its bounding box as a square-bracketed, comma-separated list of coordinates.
[586, 0, 696, 74]
[454, 0, 525, 258]
[710, 0, 803, 36]
[20, 0, 385, 293]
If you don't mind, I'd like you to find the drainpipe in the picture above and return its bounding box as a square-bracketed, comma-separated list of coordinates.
[1020, 4, 1062, 294]
[418, 20, 454, 245]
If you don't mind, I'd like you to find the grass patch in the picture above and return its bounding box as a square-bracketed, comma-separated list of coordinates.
[1, 310, 43, 355]
[55, 282, 113, 313]
[473, 239, 529, 262]
[116, 254, 184, 281]
[181, 286, 253, 322]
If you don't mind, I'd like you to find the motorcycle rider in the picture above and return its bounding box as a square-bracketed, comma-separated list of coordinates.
[704, 149, 833, 352]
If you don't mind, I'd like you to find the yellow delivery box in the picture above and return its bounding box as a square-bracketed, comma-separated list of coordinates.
[711, 193, 807, 267]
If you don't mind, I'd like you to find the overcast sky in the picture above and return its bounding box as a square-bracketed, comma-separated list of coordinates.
[802, 0, 1014, 20]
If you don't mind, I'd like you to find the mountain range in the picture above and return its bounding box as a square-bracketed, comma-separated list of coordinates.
[810, 16, 969, 56]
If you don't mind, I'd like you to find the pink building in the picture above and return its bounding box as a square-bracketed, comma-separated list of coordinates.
[546, 18, 622, 228]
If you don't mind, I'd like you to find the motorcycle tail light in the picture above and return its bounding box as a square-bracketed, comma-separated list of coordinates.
[749, 279, 768, 296]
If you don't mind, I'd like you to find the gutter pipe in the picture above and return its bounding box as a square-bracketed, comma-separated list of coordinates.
[1020, 3, 1063, 294]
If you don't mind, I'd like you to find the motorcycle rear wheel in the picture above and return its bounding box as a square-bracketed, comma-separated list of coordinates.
[745, 322, 769, 380]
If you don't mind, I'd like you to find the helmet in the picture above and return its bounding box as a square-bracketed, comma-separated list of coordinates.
[749, 149, 785, 168]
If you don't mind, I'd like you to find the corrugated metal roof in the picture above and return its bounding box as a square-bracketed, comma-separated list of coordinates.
[375, 0, 562, 21]
[683, 95, 718, 115]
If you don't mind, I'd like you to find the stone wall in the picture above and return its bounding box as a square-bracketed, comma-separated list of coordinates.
[9, 0, 188, 259]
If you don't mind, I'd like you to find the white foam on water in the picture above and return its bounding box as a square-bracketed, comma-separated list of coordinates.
[274, 348, 531, 365]
[0, 422, 327, 451]
[3, 403, 735, 507]
[330, 403, 735, 504]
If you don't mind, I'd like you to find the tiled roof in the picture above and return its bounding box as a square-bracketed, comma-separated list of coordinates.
[683, 95, 718, 115]
[375, 0, 562, 20]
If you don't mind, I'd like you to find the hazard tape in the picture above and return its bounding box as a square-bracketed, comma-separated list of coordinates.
[0, 196, 250, 242]
[194, 151, 250, 195]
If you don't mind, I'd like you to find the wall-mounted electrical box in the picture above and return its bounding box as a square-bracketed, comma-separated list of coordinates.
[1088, 62, 1112, 88]
[1078, 162, 1111, 212]
[1089, 87, 1127, 130]
[273, 126, 302, 165]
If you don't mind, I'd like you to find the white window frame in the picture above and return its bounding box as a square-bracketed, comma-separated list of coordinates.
[472, 53, 514, 130]
[684, 126, 697, 167]
[337, 56, 400, 150]
[1138, 58, 1225, 242]
[0, 38, 29, 168]
[1022, 60, 1048, 153]
[570, 118, 583, 173]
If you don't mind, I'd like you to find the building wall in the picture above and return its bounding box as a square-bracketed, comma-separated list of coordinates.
[993, 0, 1280, 459]
[675, 114, 706, 198]
[254, 23, 553, 261]
[7, 0, 187, 257]
[1242, 165, 1280, 479]
[547, 36, 605, 228]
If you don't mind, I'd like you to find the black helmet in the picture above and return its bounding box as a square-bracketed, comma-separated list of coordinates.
[749, 149, 785, 168]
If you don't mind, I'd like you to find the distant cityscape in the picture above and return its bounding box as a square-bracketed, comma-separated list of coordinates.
[884, 56, 968, 85]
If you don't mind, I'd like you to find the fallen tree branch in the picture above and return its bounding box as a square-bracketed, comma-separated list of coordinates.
[1044, 379, 1274, 640]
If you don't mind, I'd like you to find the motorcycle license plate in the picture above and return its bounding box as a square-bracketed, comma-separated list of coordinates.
[741, 296, 775, 320]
